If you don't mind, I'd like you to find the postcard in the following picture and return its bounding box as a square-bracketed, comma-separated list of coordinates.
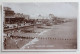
[1, 2, 78, 51]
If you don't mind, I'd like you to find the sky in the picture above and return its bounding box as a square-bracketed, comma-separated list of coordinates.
[3, 2, 78, 19]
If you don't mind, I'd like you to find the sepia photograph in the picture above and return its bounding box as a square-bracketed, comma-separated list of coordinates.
[2, 2, 78, 51]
